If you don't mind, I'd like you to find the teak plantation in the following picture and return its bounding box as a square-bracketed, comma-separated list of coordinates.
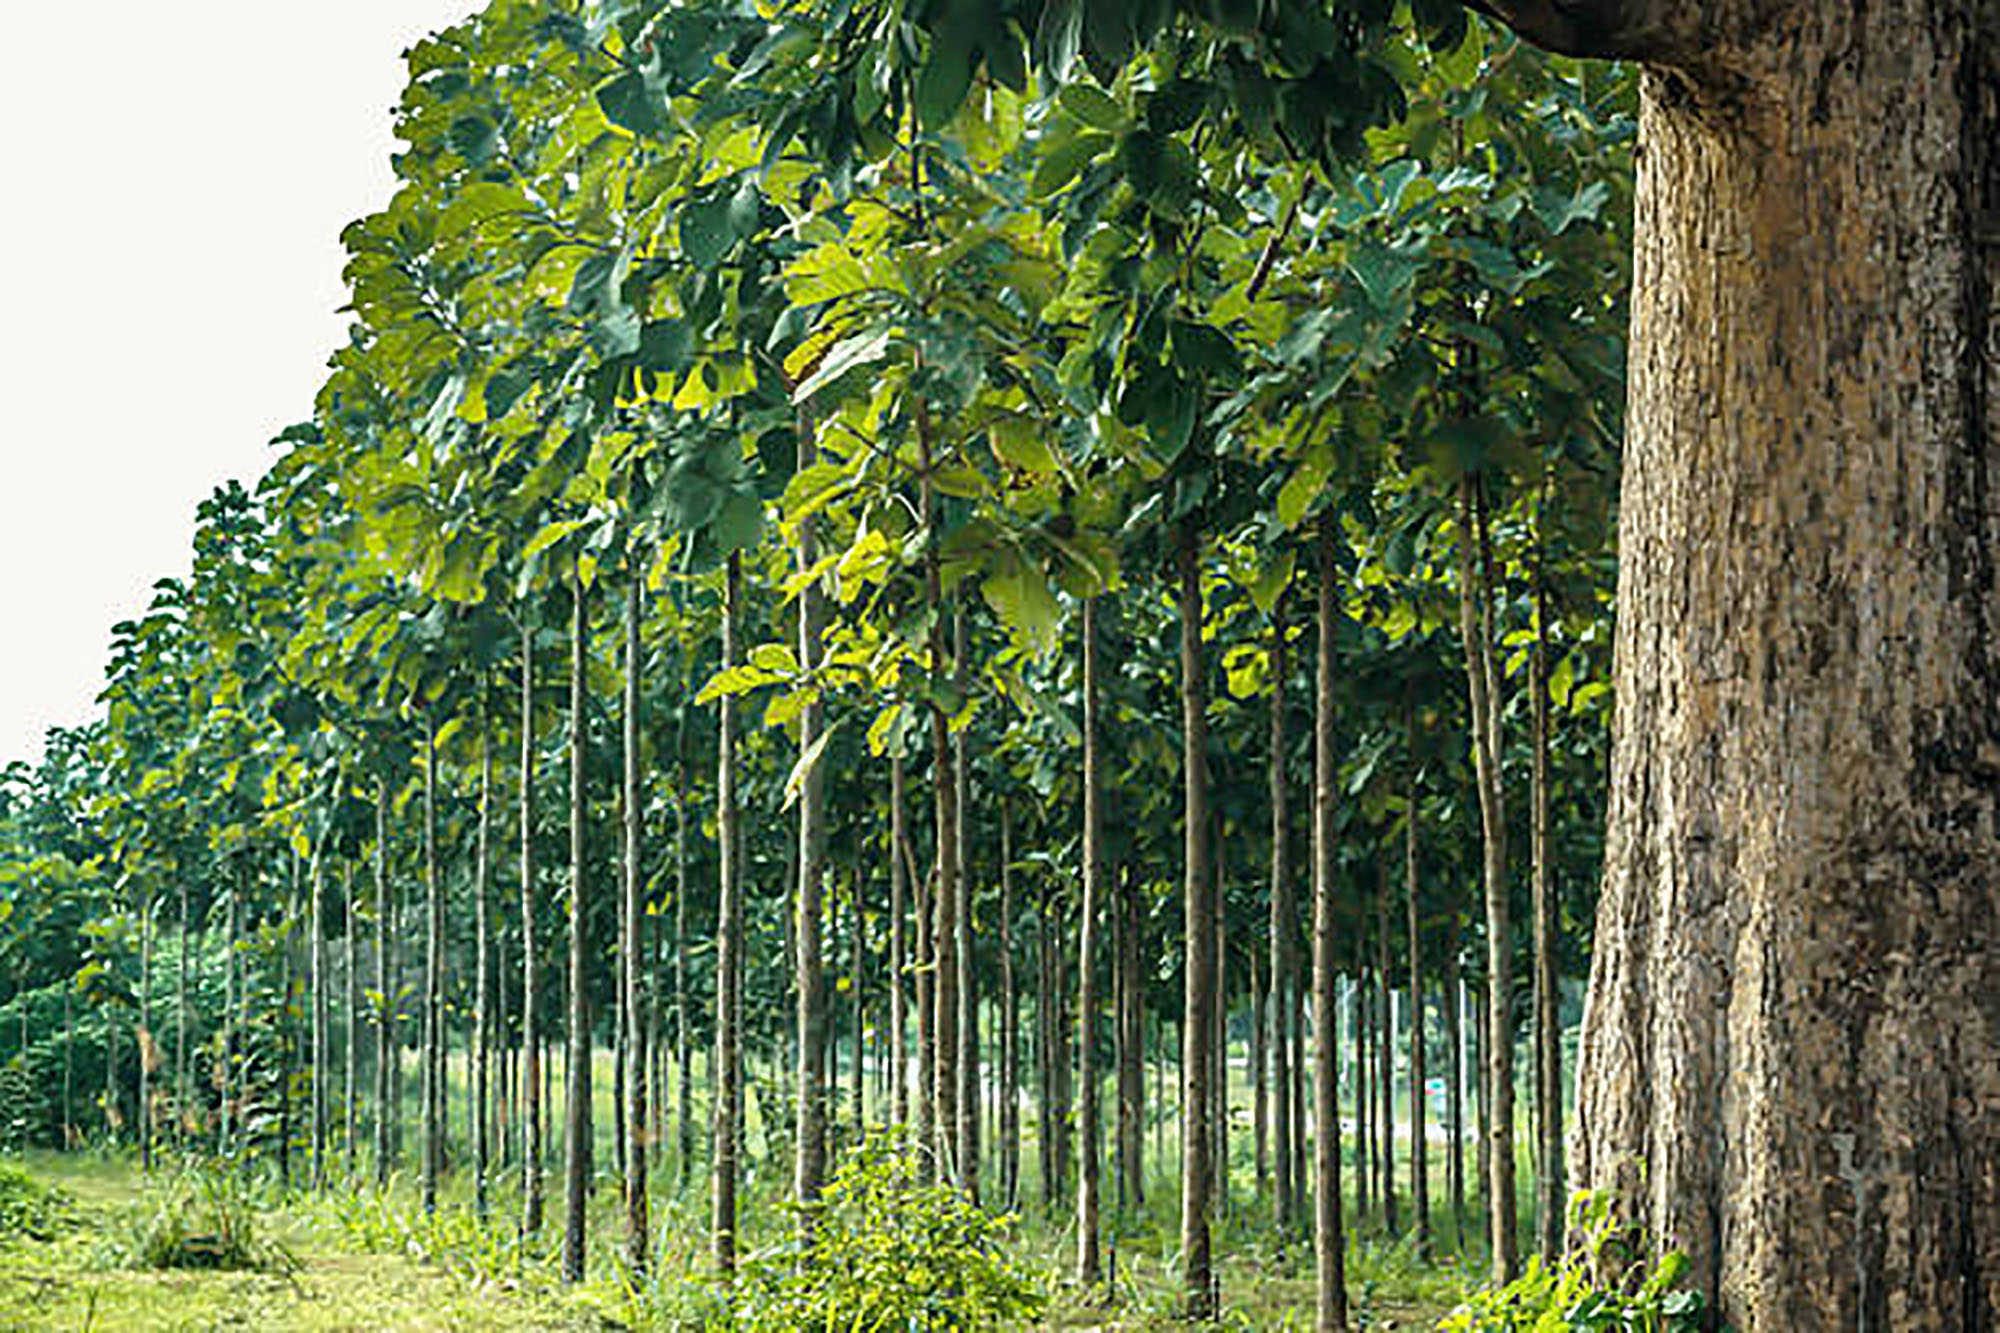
[1, 1, 1993, 1330]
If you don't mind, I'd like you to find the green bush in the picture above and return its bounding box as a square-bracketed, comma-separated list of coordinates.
[129, 1158, 290, 1272]
[647, 1130, 1046, 1331]
[1440, 1192, 1704, 1332]
[0, 1159, 76, 1241]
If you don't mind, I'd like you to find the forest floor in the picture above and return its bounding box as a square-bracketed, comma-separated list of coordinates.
[0, 1152, 1472, 1330]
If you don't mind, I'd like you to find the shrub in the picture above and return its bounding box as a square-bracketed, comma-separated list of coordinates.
[0, 1160, 76, 1241]
[1440, 1192, 1705, 1332]
[648, 1130, 1046, 1331]
[130, 1158, 291, 1272]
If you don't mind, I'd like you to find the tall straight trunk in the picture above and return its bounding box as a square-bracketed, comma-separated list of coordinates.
[923, 474, 960, 1187]
[344, 862, 358, 1178]
[1290, 945, 1306, 1221]
[1036, 866, 1054, 1209]
[1458, 477, 1515, 1280]
[225, 861, 242, 1155]
[520, 618, 545, 1235]
[676, 740, 692, 1187]
[177, 877, 189, 1148]
[1463, 5, 2000, 1322]
[712, 555, 743, 1277]
[999, 797, 1019, 1207]
[421, 712, 443, 1214]
[310, 850, 328, 1191]
[279, 862, 295, 1185]
[622, 577, 649, 1272]
[375, 782, 395, 1185]
[796, 466, 830, 1218]
[1269, 592, 1294, 1229]
[1213, 836, 1229, 1213]
[1529, 499, 1561, 1263]
[953, 613, 978, 1202]
[1405, 743, 1429, 1257]
[1117, 861, 1144, 1211]
[1445, 915, 1465, 1249]
[1311, 513, 1350, 1331]
[1253, 949, 1268, 1198]
[61, 980, 72, 1148]
[474, 712, 494, 1218]
[890, 755, 910, 1131]
[1355, 957, 1371, 1223]
[1473, 979, 1490, 1234]
[1076, 597, 1104, 1285]
[1377, 862, 1396, 1234]
[1177, 526, 1217, 1322]
[562, 576, 591, 1283]
[850, 874, 865, 1135]
[913, 765, 935, 1161]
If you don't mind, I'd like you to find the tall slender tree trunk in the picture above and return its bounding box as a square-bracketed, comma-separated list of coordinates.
[1253, 948, 1268, 1199]
[562, 576, 591, 1283]
[617, 576, 648, 1270]
[1076, 596, 1104, 1286]
[225, 860, 242, 1155]
[851, 873, 866, 1136]
[890, 755, 909, 1131]
[922, 473, 959, 1188]
[422, 712, 443, 1214]
[1177, 526, 1217, 1322]
[1406, 739, 1429, 1257]
[676, 737, 692, 1189]
[311, 849, 328, 1192]
[520, 617, 545, 1236]
[1270, 590, 1295, 1231]
[1213, 835, 1229, 1215]
[1000, 797, 1019, 1207]
[712, 555, 743, 1278]
[953, 614, 978, 1202]
[134, 887, 150, 1169]
[375, 781, 395, 1186]
[1529, 497, 1561, 1263]
[1458, 477, 1515, 1280]
[1355, 951, 1371, 1224]
[796, 462, 830, 1220]
[1117, 860, 1144, 1212]
[344, 862, 358, 1178]
[1445, 913, 1465, 1250]
[474, 709, 494, 1218]
[177, 877, 189, 1149]
[1311, 513, 1350, 1331]
[1377, 862, 1396, 1235]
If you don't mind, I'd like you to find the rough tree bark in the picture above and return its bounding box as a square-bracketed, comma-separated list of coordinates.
[1467, 0, 2000, 1324]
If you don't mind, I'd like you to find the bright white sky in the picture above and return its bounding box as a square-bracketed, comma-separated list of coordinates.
[0, 3, 481, 768]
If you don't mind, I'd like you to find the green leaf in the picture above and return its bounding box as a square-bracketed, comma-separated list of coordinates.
[783, 721, 836, 809]
[1030, 130, 1113, 199]
[680, 190, 736, 270]
[1059, 83, 1125, 131]
[523, 518, 589, 563]
[596, 71, 662, 137]
[991, 416, 1058, 474]
[750, 643, 799, 675]
[916, 16, 977, 130]
[1276, 445, 1336, 529]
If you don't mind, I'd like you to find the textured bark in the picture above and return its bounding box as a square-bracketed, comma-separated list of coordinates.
[1311, 514, 1349, 1331]
[621, 577, 648, 1273]
[1077, 596, 1104, 1285]
[562, 578, 590, 1284]
[1458, 478, 1516, 1280]
[1268, 598, 1296, 1231]
[1178, 527, 1218, 1322]
[1556, 4, 2000, 1327]
[518, 619, 544, 1236]
[712, 556, 743, 1277]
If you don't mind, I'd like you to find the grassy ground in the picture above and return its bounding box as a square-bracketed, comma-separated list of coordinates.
[0, 1146, 1480, 1331]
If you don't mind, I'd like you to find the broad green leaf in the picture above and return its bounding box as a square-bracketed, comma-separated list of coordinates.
[1059, 83, 1125, 130]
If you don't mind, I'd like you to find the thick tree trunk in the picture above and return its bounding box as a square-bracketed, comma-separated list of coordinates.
[622, 576, 649, 1273]
[519, 618, 544, 1236]
[562, 576, 591, 1283]
[1077, 596, 1104, 1285]
[1311, 514, 1349, 1330]
[1533, 5, 2000, 1326]
[1178, 526, 1218, 1323]
[712, 555, 743, 1277]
